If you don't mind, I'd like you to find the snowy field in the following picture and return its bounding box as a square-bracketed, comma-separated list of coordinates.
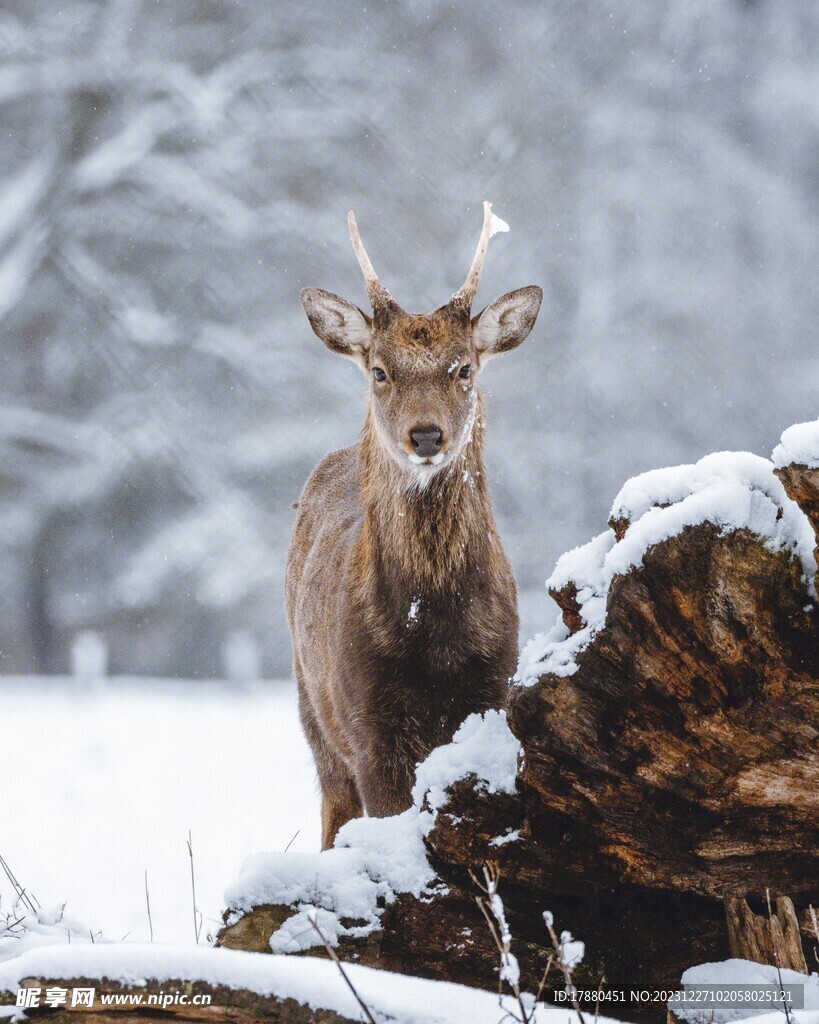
[0, 677, 320, 945]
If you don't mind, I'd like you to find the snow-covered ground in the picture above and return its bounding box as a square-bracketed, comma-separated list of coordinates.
[2, 929, 817, 1024]
[0, 677, 320, 945]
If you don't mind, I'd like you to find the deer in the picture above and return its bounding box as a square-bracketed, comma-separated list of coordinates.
[288, 203, 542, 849]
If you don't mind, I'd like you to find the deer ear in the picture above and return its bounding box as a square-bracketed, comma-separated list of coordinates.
[471, 286, 542, 363]
[300, 288, 372, 366]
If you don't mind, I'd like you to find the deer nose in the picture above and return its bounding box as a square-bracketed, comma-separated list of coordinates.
[409, 426, 443, 459]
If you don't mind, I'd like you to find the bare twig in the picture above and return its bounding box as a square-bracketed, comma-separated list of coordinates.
[187, 831, 202, 943]
[593, 970, 606, 1019]
[144, 869, 154, 942]
[284, 829, 300, 853]
[470, 862, 533, 1024]
[469, 863, 589, 1024]
[0, 909, 27, 940]
[307, 913, 377, 1024]
[533, 948, 558, 1004]
[543, 911, 586, 1024]
[0, 854, 38, 913]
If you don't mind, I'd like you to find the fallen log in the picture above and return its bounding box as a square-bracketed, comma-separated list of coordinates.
[219, 419, 819, 1009]
[0, 943, 543, 1024]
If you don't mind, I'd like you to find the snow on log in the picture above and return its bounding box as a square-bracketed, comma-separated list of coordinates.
[509, 430, 818, 901]
[4, 942, 620, 1024]
[773, 418, 819, 585]
[218, 712, 521, 976]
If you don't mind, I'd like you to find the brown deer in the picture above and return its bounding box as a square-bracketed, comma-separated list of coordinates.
[288, 203, 542, 849]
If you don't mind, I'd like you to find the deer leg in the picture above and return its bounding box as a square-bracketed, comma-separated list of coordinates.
[320, 773, 362, 850]
[297, 684, 363, 849]
[355, 745, 417, 819]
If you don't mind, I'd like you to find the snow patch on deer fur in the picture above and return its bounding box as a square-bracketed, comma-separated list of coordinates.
[516, 448, 816, 686]
[223, 710, 519, 952]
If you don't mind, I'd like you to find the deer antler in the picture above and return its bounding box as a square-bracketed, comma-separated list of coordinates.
[450, 201, 494, 310]
[348, 210, 401, 312]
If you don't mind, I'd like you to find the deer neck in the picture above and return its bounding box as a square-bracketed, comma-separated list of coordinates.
[357, 395, 496, 593]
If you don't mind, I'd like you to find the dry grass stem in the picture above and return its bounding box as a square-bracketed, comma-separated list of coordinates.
[144, 869, 154, 942]
[470, 861, 534, 1024]
[307, 913, 377, 1024]
[542, 911, 586, 1024]
[187, 830, 202, 944]
[0, 853, 38, 914]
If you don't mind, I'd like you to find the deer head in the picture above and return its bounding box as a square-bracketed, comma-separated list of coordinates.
[301, 203, 542, 482]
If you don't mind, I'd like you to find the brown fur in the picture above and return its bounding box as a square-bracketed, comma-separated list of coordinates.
[290, 232, 541, 849]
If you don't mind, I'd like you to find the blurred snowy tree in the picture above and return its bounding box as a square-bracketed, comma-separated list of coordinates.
[0, 0, 815, 675]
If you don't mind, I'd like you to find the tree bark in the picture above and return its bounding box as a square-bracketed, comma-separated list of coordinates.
[724, 896, 808, 973]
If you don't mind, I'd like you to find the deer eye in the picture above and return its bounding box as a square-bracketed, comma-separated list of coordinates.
[458, 364, 473, 379]
[372, 367, 387, 382]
